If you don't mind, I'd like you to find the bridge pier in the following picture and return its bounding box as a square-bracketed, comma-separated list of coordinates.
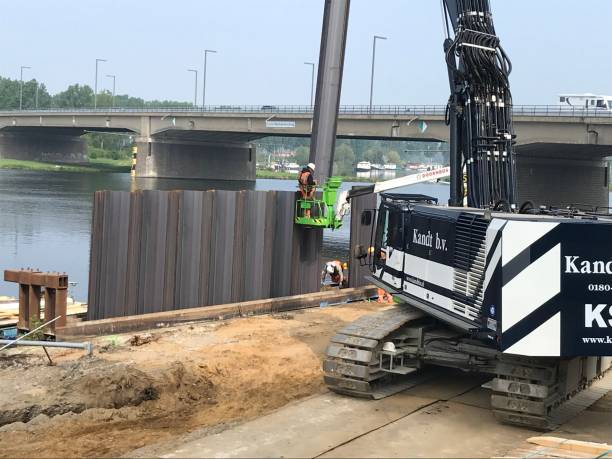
[516, 144, 611, 209]
[134, 138, 256, 181]
[0, 128, 86, 163]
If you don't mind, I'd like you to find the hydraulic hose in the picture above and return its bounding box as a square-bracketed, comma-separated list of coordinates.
[443, 0, 517, 209]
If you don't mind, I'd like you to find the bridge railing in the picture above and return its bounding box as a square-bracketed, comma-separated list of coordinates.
[0, 105, 611, 117]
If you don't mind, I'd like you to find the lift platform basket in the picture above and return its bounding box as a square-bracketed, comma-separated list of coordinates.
[294, 177, 343, 230]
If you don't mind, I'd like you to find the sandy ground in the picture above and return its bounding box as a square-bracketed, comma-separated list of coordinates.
[0, 302, 383, 458]
[131, 370, 612, 459]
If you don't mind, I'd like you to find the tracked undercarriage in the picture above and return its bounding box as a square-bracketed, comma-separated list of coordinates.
[324, 306, 612, 430]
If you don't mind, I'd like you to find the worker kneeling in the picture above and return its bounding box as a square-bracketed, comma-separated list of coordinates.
[322, 260, 347, 288]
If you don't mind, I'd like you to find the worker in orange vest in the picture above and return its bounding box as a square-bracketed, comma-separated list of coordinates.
[298, 163, 317, 218]
[377, 288, 394, 304]
[322, 260, 346, 287]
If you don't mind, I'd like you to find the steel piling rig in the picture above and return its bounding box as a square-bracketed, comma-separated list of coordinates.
[325, 306, 612, 430]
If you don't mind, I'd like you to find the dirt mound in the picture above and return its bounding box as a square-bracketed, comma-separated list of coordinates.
[0, 302, 382, 458]
[70, 361, 158, 409]
[0, 359, 159, 428]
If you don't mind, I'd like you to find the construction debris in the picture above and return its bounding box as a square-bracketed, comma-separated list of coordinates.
[57, 286, 377, 339]
[505, 436, 612, 458]
[129, 334, 156, 347]
[3, 269, 69, 334]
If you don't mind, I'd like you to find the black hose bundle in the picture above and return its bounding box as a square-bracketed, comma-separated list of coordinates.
[443, 0, 517, 209]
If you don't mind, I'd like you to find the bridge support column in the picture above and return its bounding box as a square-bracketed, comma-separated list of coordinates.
[0, 128, 86, 163]
[134, 139, 256, 181]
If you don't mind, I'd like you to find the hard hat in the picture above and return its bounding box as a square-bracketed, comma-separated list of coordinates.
[308, 162, 316, 171]
[326, 264, 335, 274]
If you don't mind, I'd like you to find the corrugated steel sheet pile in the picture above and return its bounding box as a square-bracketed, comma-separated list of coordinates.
[87, 190, 322, 320]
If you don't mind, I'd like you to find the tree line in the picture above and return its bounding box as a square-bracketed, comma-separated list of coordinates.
[0, 76, 189, 110]
[256, 137, 449, 176]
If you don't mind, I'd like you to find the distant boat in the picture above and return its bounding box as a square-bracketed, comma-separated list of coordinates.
[384, 164, 397, 171]
[371, 163, 384, 171]
[356, 161, 372, 172]
[285, 163, 301, 174]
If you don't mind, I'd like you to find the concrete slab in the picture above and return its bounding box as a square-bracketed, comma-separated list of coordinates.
[554, 411, 612, 445]
[155, 393, 435, 459]
[451, 386, 492, 410]
[402, 370, 489, 401]
[320, 401, 531, 458]
[132, 371, 611, 459]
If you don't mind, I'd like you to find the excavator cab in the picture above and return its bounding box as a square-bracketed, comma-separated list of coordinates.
[294, 177, 343, 230]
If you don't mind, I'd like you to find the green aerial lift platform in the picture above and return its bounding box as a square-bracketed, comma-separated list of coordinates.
[294, 177, 343, 230]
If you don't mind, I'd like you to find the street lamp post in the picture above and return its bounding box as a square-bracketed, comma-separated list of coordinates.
[19, 66, 31, 110]
[202, 49, 217, 108]
[35, 82, 39, 109]
[106, 74, 116, 108]
[304, 62, 316, 108]
[369, 35, 388, 113]
[188, 69, 198, 107]
[94, 58, 107, 109]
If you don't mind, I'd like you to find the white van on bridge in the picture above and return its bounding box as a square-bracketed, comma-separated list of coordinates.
[559, 93, 612, 110]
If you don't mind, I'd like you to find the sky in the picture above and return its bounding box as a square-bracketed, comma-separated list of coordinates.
[1, 0, 611, 106]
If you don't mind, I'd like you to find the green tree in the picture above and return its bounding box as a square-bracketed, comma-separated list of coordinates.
[364, 147, 384, 164]
[0, 78, 18, 108]
[384, 150, 402, 166]
[52, 84, 94, 108]
[333, 143, 355, 176]
[294, 146, 310, 166]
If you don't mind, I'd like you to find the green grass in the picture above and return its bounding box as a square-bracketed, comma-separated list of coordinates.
[0, 157, 131, 173]
[256, 169, 375, 183]
[88, 157, 132, 171]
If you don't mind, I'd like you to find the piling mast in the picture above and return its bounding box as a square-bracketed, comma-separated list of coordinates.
[309, 0, 351, 182]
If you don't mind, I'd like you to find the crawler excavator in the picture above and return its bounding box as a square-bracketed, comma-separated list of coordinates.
[320, 0, 612, 429]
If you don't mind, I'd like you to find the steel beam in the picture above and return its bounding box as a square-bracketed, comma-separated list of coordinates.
[309, 0, 351, 181]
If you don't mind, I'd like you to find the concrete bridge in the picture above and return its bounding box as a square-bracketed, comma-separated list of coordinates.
[1, 106, 611, 201]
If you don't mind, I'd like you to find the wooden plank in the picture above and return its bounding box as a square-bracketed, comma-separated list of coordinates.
[528, 437, 612, 457]
[57, 286, 377, 339]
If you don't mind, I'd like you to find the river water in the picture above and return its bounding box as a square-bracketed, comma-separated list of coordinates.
[0, 170, 455, 301]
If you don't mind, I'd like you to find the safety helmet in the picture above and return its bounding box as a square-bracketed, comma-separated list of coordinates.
[308, 162, 316, 171]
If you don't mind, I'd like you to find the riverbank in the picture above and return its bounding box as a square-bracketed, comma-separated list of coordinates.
[0, 158, 131, 173]
[0, 159, 377, 182]
[256, 169, 374, 182]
